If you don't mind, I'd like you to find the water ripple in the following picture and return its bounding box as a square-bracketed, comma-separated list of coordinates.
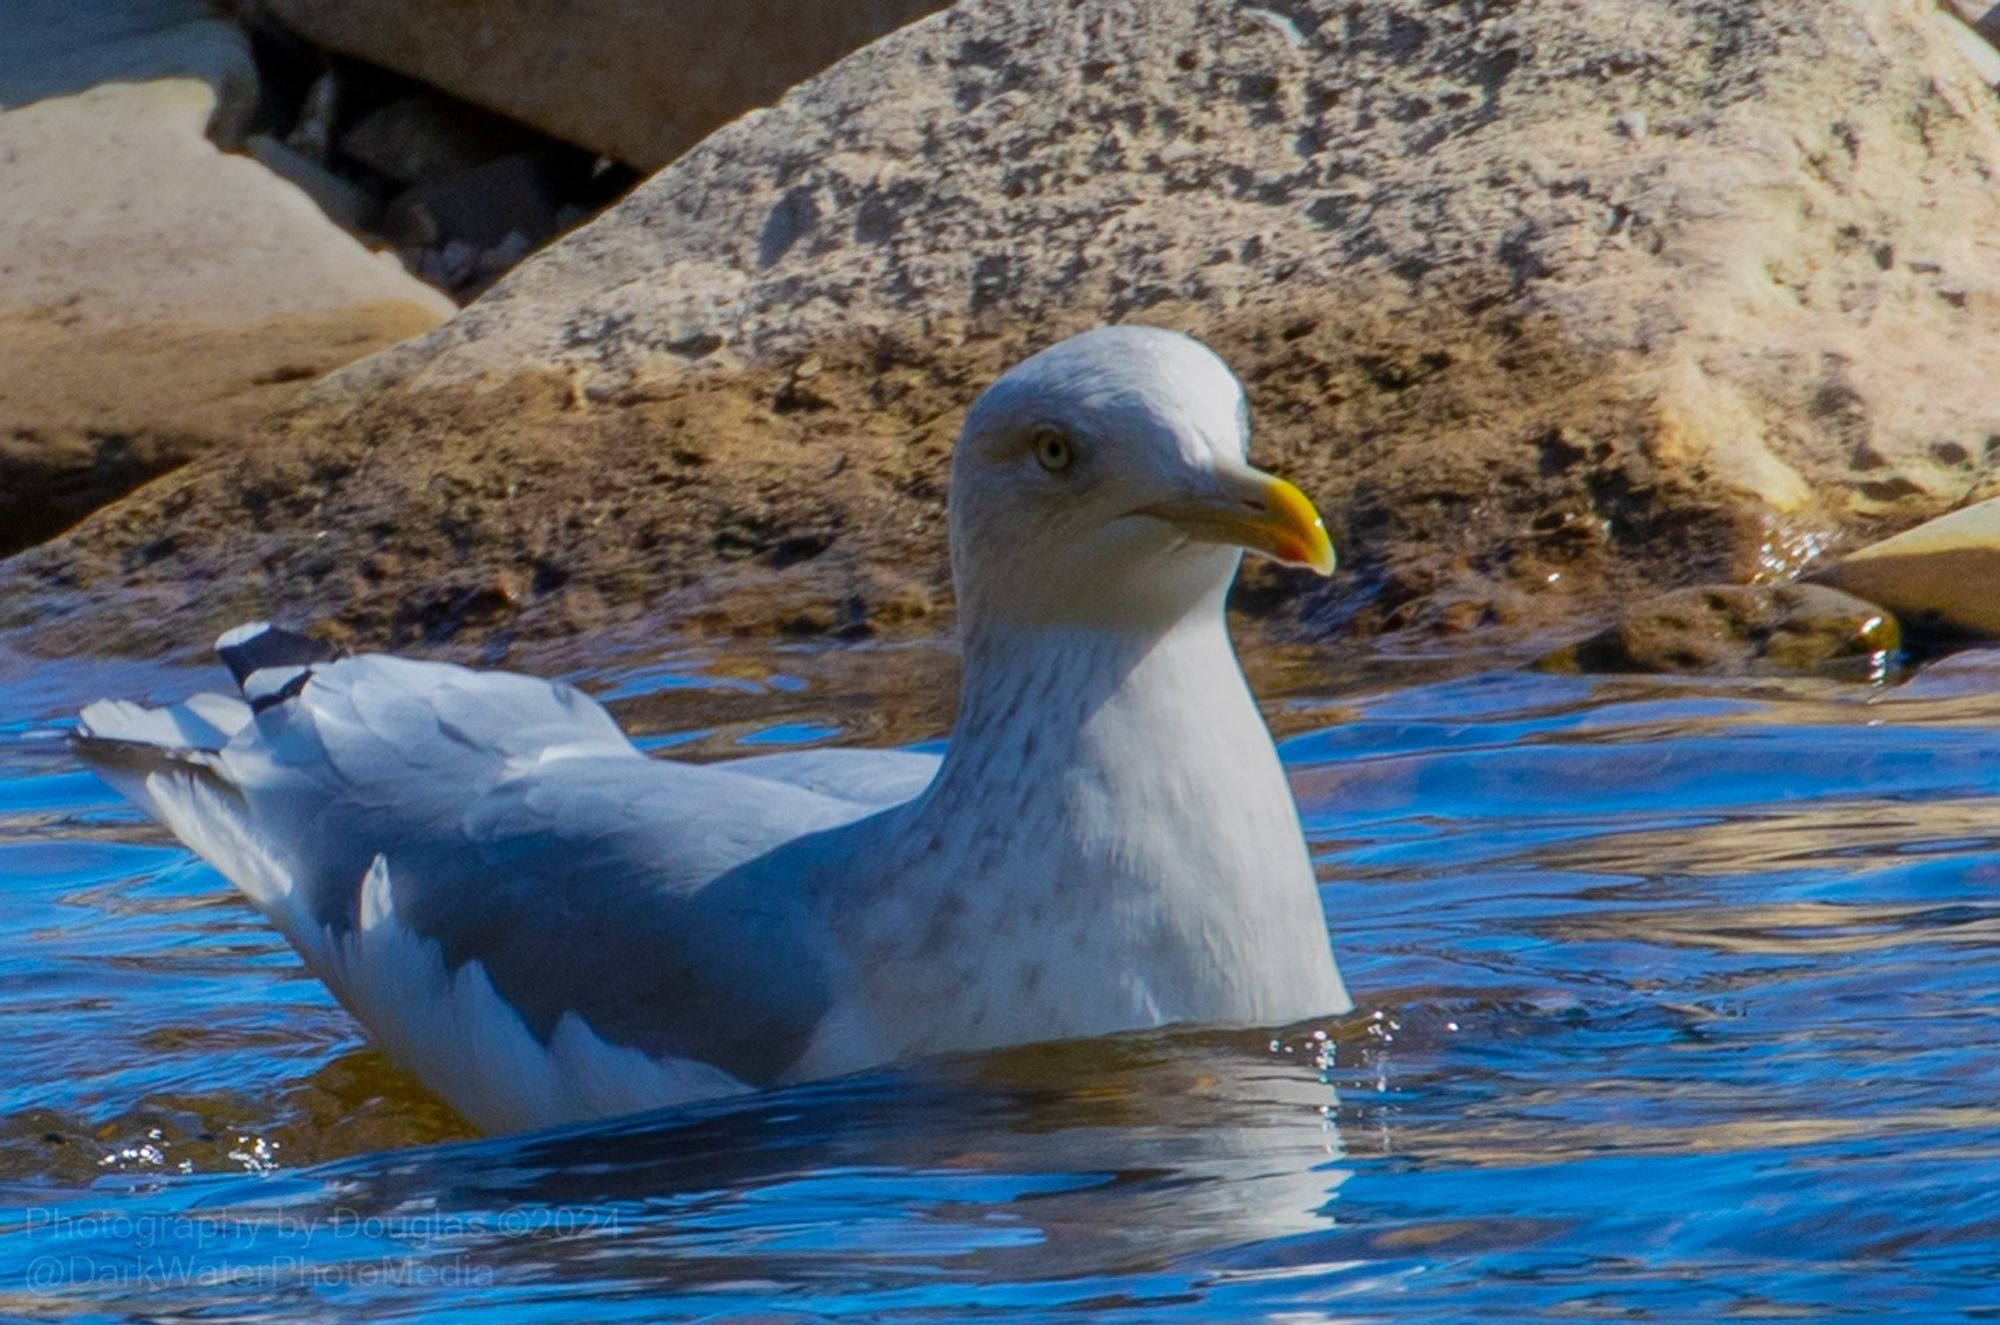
[0, 648, 1996, 1320]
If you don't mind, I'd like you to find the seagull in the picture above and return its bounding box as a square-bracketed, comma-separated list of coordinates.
[74, 325, 1353, 1134]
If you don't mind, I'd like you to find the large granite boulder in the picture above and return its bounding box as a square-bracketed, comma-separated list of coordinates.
[9, 0, 2000, 658]
[255, 0, 952, 171]
[0, 0, 455, 558]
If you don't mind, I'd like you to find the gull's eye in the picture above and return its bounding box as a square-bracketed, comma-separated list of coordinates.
[1030, 428, 1075, 474]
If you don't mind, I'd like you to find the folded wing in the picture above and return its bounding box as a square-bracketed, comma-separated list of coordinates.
[75, 627, 909, 1130]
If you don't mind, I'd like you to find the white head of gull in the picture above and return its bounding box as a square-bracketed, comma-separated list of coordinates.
[75, 324, 1351, 1134]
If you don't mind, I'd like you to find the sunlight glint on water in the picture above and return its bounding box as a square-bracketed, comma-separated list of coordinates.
[1, 643, 1997, 1321]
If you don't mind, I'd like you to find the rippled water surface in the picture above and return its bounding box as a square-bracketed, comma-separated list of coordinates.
[3, 639, 1998, 1321]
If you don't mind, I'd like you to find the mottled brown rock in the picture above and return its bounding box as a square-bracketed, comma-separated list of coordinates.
[1541, 584, 1901, 676]
[10, 0, 2000, 661]
[257, 0, 952, 170]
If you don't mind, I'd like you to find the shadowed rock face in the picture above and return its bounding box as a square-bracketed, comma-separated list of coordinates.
[9, 0, 2000, 661]
[256, 0, 953, 172]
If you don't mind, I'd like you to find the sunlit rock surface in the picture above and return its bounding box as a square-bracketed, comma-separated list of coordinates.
[1809, 496, 2000, 641]
[10, 0, 2000, 658]
[0, 0, 454, 558]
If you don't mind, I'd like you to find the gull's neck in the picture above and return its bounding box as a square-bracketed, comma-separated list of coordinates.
[797, 593, 1351, 1076]
[937, 603, 1238, 801]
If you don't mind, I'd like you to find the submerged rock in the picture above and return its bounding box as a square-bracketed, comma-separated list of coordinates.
[9, 0, 2000, 657]
[1807, 498, 2000, 641]
[1540, 584, 1900, 677]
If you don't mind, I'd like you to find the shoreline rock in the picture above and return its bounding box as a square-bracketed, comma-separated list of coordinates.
[1807, 496, 2000, 641]
[8, 0, 2000, 666]
[252, 0, 952, 171]
[1538, 583, 1901, 677]
[0, 1, 455, 558]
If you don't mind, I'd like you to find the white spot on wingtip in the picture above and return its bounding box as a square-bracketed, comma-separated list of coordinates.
[242, 665, 311, 707]
[360, 854, 394, 931]
[214, 621, 274, 652]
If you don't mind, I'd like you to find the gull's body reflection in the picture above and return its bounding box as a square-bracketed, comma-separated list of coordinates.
[65, 1027, 1356, 1312]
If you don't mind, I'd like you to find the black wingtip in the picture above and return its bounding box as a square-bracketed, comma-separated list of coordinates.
[214, 622, 340, 688]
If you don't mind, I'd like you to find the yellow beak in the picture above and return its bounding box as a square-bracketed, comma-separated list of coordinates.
[1140, 466, 1337, 576]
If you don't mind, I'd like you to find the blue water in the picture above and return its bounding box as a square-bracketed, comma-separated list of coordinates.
[3, 641, 1999, 1321]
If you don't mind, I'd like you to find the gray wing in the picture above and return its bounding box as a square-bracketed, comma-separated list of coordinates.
[78, 641, 889, 1085]
[717, 747, 941, 808]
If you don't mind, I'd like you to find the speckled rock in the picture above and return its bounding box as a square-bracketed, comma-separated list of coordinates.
[1808, 497, 2000, 639]
[1540, 583, 1901, 676]
[10, 0, 2000, 658]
